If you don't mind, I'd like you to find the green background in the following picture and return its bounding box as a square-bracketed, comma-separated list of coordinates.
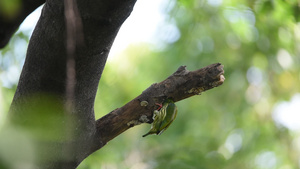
[1, 0, 300, 168]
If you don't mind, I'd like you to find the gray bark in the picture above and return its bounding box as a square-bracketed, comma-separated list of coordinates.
[6, 0, 137, 168]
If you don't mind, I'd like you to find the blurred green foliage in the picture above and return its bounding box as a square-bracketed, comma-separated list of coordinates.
[0, 0, 21, 20]
[1, 0, 300, 168]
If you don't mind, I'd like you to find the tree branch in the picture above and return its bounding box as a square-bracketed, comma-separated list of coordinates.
[0, 0, 45, 48]
[93, 63, 225, 151]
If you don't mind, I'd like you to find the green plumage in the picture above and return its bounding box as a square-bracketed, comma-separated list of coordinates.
[143, 99, 178, 137]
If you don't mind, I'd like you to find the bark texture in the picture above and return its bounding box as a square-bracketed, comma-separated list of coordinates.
[94, 63, 225, 151]
[6, 0, 138, 168]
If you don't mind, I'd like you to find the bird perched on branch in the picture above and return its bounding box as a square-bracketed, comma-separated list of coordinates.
[143, 99, 178, 137]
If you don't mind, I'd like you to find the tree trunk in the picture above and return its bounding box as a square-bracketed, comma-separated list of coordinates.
[7, 0, 137, 168]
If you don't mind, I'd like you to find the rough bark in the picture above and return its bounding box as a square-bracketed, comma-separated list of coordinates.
[93, 63, 225, 151]
[7, 0, 138, 168]
[1, 0, 225, 168]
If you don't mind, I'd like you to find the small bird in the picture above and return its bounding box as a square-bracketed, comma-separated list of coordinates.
[143, 99, 178, 137]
